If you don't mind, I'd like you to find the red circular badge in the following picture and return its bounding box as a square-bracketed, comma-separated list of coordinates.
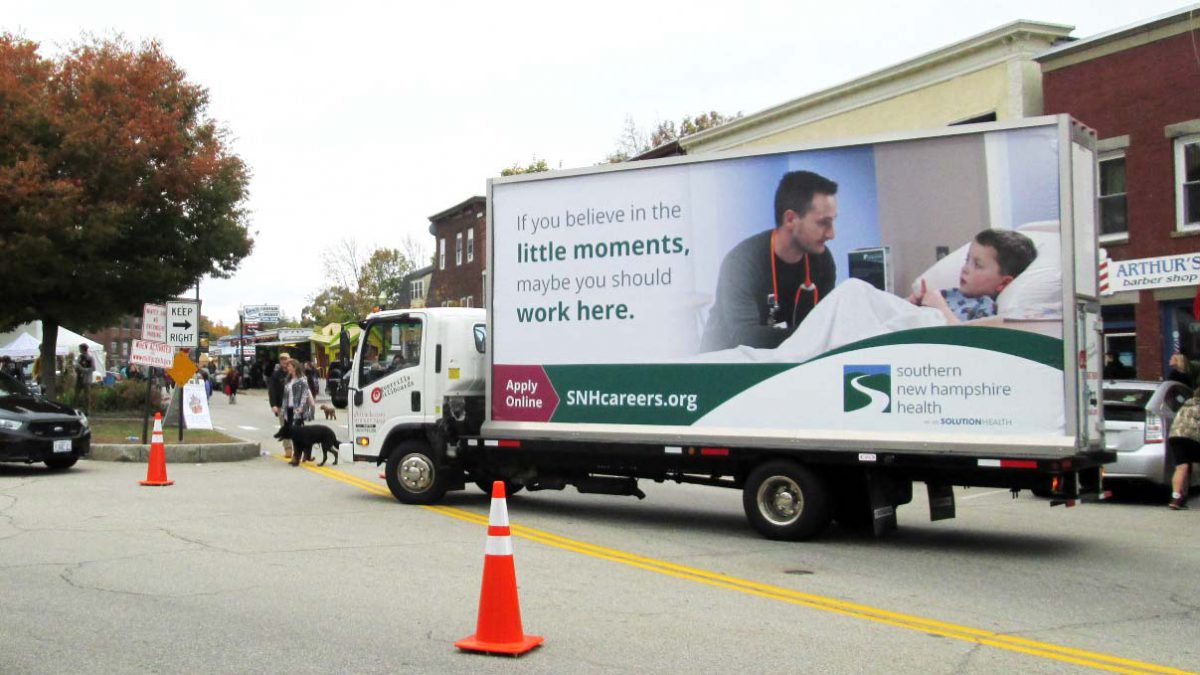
[371, 387, 383, 403]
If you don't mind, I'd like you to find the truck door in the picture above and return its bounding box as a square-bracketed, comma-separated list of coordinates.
[351, 315, 427, 455]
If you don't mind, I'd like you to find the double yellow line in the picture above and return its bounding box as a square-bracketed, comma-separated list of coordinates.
[298, 460, 1192, 674]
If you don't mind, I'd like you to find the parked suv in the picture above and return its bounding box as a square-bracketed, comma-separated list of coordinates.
[1103, 380, 1199, 491]
[0, 372, 91, 470]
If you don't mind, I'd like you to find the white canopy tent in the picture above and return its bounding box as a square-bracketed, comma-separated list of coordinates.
[0, 322, 106, 375]
[0, 333, 40, 360]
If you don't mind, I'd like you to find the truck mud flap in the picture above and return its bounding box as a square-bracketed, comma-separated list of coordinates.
[927, 483, 955, 521]
[867, 472, 898, 537]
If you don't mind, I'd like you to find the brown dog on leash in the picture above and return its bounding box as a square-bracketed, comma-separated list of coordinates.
[320, 404, 337, 420]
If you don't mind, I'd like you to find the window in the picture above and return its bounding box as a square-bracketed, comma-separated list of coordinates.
[111, 341, 118, 355]
[359, 317, 422, 388]
[410, 279, 424, 300]
[1098, 152, 1128, 240]
[465, 295, 474, 308]
[467, 228, 475, 262]
[438, 238, 446, 270]
[455, 232, 463, 266]
[123, 341, 130, 356]
[1176, 134, 1200, 232]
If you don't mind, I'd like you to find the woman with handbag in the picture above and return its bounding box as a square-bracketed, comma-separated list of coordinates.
[1167, 390, 1200, 509]
[283, 360, 317, 466]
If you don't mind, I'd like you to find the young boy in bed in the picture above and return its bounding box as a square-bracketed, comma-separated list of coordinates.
[906, 229, 1037, 324]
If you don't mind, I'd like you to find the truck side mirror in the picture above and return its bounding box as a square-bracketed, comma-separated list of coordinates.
[354, 390, 364, 407]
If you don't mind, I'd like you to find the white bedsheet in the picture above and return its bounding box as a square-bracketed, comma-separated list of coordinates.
[693, 279, 947, 363]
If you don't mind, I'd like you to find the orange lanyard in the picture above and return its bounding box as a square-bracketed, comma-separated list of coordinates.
[770, 230, 818, 320]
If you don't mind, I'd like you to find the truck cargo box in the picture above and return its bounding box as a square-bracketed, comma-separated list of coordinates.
[485, 116, 1104, 460]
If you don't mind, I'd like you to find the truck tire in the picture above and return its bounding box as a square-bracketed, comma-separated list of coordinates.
[743, 460, 831, 541]
[385, 440, 447, 504]
[44, 455, 79, 470]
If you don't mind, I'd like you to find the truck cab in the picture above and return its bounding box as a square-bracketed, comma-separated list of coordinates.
[347, 307, 486, 474]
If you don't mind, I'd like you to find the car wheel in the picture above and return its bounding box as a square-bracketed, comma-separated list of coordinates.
[743, 460, 831, 541]
[44, 455, 79, 470]
[384, 440, 447, 505]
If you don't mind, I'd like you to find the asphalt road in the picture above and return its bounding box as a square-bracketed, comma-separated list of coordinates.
[1, 389, 1197, 674]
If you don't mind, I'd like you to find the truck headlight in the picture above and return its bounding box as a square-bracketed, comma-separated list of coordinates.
[0, 419, 21, 431]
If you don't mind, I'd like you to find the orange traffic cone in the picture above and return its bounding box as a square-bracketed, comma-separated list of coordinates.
[455, 481, 542, 656]
[139, 412, 174, 487]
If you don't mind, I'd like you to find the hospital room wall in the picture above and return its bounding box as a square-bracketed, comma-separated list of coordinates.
[874, 135, 991, 297]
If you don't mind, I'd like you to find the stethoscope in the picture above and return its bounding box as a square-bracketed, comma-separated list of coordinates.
[769, 229, 819, 327]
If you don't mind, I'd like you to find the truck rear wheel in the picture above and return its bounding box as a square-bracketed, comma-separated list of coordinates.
[743, 460, 831, 541]
[385, 440, 447, 504]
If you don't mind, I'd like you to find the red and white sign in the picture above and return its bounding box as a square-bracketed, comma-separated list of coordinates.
[142, 304, 167, 343]
[130, 339, 174, 369]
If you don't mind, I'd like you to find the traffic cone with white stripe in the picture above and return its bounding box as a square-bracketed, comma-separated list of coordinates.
[455, 481, 542, 656]
[139, 412, 174, 487]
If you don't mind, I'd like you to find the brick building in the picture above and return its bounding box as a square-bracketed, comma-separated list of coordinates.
[1038, 8, 1200, 378]
[426, 196, 486, 307]
[85, 315, 142, 370]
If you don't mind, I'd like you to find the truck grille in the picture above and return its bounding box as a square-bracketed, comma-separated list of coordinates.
[29, 421, 82, 438]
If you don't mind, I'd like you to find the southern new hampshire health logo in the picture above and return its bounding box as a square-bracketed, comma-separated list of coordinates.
[844, 365, 891, 413]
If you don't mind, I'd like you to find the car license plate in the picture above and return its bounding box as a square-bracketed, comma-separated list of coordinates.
[53, 439, 72, 454]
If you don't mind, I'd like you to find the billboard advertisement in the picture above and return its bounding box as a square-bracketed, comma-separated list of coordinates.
[490, 124, 1067, 437]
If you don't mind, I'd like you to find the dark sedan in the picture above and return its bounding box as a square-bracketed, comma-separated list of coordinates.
[0, 372, 90, 470]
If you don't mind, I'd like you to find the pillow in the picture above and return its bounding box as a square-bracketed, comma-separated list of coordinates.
[911, 222, 1061, 320]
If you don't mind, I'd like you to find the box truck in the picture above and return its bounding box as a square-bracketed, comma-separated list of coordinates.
[341, 116, 1111, 540]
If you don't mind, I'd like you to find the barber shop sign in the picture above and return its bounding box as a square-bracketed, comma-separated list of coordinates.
[1100, 250, 1200, 295]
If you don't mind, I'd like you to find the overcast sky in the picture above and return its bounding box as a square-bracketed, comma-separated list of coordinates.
[6, 0, 1192, 327]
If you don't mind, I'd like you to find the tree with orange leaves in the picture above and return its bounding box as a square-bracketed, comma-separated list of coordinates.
[0, 34, 253, 397]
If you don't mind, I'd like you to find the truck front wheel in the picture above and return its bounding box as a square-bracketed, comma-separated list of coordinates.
[743, 460, 831, 541]
[385, 440, 447, 505]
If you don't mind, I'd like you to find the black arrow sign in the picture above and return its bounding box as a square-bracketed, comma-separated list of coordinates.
[172, 320, 192, 330]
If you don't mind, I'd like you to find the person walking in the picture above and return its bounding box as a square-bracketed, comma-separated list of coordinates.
[283, 359, 317, 466]
[1167, 389, 1200, 510]
[269, 353, 293, 460]
[224, 365, 240, 404]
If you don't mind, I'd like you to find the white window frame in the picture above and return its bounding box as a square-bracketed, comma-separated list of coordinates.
[438, 238, 445, 270]
[1098, 150, 1128, 243]
[467, 228, 475, 263]
[410, 279, 424, 301]
[465, 295, 474, 307]
[455, 232, 463, 266]
[1176, 133, 1200, 233]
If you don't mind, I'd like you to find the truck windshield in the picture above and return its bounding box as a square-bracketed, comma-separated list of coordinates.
[360, 317, 422, 387]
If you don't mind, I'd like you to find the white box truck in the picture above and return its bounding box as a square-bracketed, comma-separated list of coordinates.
[341, 116, 1111, 540]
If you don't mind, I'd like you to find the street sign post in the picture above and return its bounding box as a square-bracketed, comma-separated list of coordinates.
[142, 304, 167, 343]
[166, 301, 200, 349]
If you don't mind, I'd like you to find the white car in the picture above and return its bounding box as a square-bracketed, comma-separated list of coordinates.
[1103, 380, 1200, 490]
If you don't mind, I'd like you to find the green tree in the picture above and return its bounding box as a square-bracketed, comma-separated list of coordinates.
[500, 158, 550, 176]
[605, 111, 741, 162]
[301, 237, 426, 325]
[0, 34, 253, 397]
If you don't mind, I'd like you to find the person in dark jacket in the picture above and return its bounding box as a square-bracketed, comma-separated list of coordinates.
[268, 353, 293, 460]
[700, 170, 839, 352]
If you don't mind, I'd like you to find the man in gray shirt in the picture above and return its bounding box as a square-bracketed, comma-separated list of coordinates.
[700, 171, 839, 352]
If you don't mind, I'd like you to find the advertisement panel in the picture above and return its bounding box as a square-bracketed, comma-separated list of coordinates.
[490, 124, 1067, 437]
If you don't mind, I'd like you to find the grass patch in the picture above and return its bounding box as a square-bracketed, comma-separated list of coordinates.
[89, 418, 243, 445]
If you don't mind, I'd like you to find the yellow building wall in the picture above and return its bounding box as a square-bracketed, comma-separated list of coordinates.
[724, 63, 1016, 151]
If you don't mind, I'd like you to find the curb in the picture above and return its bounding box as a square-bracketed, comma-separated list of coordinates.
[88, 442, 261, 463]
